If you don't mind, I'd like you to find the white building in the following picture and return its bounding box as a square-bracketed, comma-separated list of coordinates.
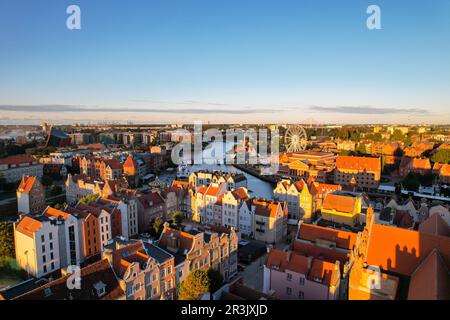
[0, 156, 43, 183]
[14, 215, 61, 278]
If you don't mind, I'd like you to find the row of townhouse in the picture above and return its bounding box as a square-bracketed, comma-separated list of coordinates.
[190, 181, 288, 244]
[0, 155, 43, 183]
[5, 223, 238, 300]
[79, 156, 123, 181]
[274, 178, 342, 221]
[188, 170, 247, 190]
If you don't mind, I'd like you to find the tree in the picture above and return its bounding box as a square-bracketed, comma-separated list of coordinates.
[179, 270, 210, 300]
[80, 193, 98, 205]
[207, 268, 223, 293]
[431, 149, 450, 164]
[41, 175, 53, 187]
[390, 129, 405, 142]
[172, 211, 184, 229]
[54, 202, 67, 210]
[0, 222, 15, 259]
[152, 217, 164, 237]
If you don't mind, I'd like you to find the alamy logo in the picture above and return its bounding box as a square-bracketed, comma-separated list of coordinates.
[66, 5, 81, 30]
[66, 265, 81, 290]
[366, 265, 382, 290]
[367, 5, 382, 30]
[171, 121, 279, 175]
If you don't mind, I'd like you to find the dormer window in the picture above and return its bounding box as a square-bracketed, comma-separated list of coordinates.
[93, 281, 107, 297]
[44, 288, 52, 297]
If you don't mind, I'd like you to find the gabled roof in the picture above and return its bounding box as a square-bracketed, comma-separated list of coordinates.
[411, 158, 431, 170]
[43, 207, 71, 221]
[365, 223, 450, 276]
[15, 216, 43, 237]
[310, 182, 342, 196]
[418, 213, 450, 237]
[13, 259, 123, 300]
[307, 259, 336, 286]
[408, 249, 450, 300]
[440, 164, 450, 176]
[158, 226, 195, 256]
[231, 188, 250, 201]
[252, 199, 281, 218]
[17, 176, 38, 193]
[0, 155, 37, 166]
[266, 249, 309, 275]
[336, 155, 381, 172]
[322, 193, 357, 213]
[297, 223, 357, 250]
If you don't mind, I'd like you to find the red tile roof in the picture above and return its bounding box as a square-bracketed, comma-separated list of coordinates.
[17, 176, 37, 193]
[43, 207, 71, 221]
[365, 224, 450, 276]
[418, 213, 450, 237]
[336, 155, 381, 172]
[322, 194, 357, 213]
[307, 259, 336, 286]
[407, 249, 450, 300]
[266, 249, 309, 274]
[14, 259, 123, 300]
[297, 223, 357, 250]
[15, 216, 43, 237]
[0, 155, 37, 165]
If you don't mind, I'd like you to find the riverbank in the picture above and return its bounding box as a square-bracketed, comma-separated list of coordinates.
[232, 164, 277, 186]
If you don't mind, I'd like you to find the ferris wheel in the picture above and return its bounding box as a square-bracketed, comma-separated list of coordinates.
[284, 125, 308, 152]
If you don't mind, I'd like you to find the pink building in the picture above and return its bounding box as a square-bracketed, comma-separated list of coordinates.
[263, 249, 340, 300]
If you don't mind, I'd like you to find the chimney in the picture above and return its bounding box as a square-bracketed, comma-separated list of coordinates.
[307, 256, 313, 270]
[286, 251, 291, 262]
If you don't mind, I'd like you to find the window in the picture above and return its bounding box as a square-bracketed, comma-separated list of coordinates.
[298, 291, 304, 300]
[50, 252, 54, 260]
[41, 235, 45, 242]
[43, 255, 46, 263]
[126, 286, 133, 297]
[43, 265, 47, 273]
[42, 245, 46, 253]
[135, 283, 141, 292]
[286, 287, 292, 295]
[49, 233, 53, 240]
[299, 277, 305, 286]
[287, 273, 292, 282]
[167, 266, 172, 274]
[51, 262, 55, 270]
[50, 242, 53, 250]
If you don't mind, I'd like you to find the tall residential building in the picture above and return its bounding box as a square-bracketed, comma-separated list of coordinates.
[16, 176, 46, 215]
[252, 198, 288, 244]
[221, 188, 250, 230]
[192, 183, 228, 224]
[65, 174, 103, 205]
[14, 215, 61, 278]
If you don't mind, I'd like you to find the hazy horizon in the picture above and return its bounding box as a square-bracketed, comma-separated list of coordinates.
[1, 0, 450, 125]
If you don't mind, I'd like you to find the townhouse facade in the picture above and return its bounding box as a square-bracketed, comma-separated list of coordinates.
[334, 155, 381, 190]
[252, 198, 288, 244]
[16, 176, 46, 215]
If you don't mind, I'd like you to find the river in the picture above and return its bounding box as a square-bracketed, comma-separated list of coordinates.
[158, 141, 274, 199]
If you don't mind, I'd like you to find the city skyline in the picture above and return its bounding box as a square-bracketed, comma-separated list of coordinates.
[1, 0, 450, 125]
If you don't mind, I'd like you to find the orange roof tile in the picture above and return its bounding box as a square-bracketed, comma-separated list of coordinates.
[16, 216, 43, 237]
[17, 176, 37, 193]
[365, 224, 450, 276]
[336, 155, 381, 172]
[408, 249, 450, 300]
[44, 207, 71, 220]
[411, 158, 431, 170]
[307, 259, 336, 286]
[298, 223, 357, 250]
[440, 164, 450, 176]
[266, 249, 309, 275]
[322, 194, 357, 213]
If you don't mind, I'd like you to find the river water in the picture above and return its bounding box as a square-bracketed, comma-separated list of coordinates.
[158, 141, 274, 199]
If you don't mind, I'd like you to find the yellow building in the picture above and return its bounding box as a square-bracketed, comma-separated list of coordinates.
[320, 193, 362, 227]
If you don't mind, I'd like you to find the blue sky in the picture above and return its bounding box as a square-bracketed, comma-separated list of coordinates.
[0, 0, 449, 124]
